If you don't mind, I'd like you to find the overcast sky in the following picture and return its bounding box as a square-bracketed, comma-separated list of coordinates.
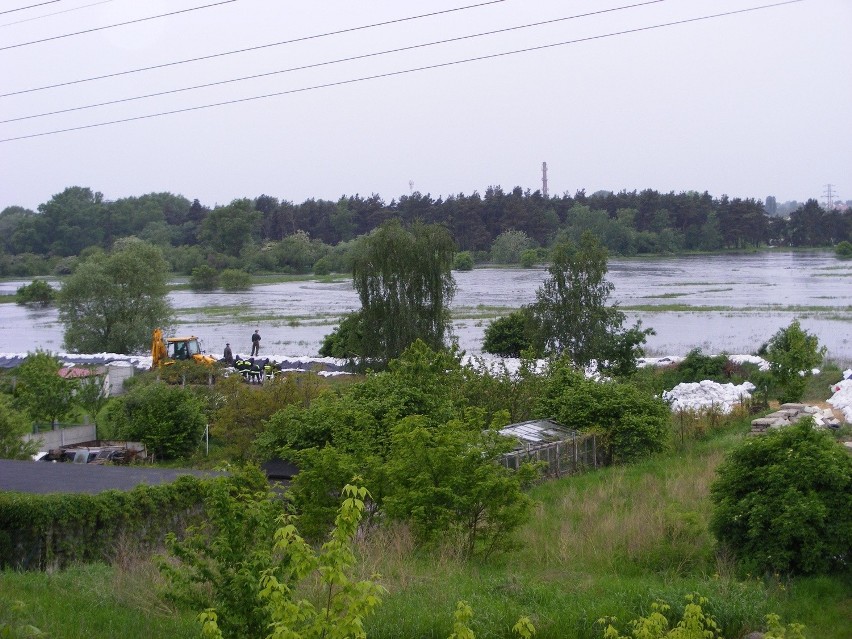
[1, 0, 849, 212]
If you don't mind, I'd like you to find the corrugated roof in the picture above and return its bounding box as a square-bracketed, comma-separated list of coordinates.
[499, 419, 578, 444]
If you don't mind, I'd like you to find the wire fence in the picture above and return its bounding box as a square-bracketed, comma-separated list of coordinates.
[500, 432, 604, 478]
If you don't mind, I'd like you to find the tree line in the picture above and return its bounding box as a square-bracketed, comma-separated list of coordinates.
[2, 186, 850, 277]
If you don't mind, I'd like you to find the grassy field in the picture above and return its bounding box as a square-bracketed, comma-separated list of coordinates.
[2, 419, 850, 638]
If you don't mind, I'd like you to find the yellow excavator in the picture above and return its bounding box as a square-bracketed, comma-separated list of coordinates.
[151, 328, 217, 369]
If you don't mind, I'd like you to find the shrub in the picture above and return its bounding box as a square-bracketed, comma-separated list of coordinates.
[537, 359, 670, 463]
[107, 382, 207, 459]
[318, 311, 363, 359]
[764, 320, 826, 403]
[312, 256, 332, 276]
[195, 483, 387, 639]
[835, 240, 852, 258]
[453, 250, 474, 271]
[0, 395, 38, 460]
[0, 475, 207, 570]
[520, 248, 537, 268]
[482, 309, 537, 358]
[600, 594, 722, 639]
[218, 269, 252, 291]
[190, 264, 219, 291]
[161, 466, 285, 639]
[15, 279, 56, 306]
[710, 421, 852, 575]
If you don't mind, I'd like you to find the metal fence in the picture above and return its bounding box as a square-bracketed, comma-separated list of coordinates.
[500, 433, 604, 478]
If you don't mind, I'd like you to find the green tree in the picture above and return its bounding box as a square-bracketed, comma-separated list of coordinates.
[0, 395, 38, 460]
[351, 220, 456, 363]
[384, 411, 538, 559]
[199, 199, 261, 257]
[532, 232, 651, 373]
[763, 320, 826, 403]
[190, 264, 219, 291]
[15, 279, 56, 306]
[482, 309, 537, 358]
[453, 250, 474, 271]
[219, 269, 252, 292]
[162, 466, 286, 639]
[210, 376, 299, 460]
[13, 351, 77, 427]
[835, 240, 852, 258]
[36, 186, 105, 256]
[318, 311, 364, 359]
[490, 229, 534, 264]
[58, 238, 173, 354]
[537, 360, 670, 463]
[107, 382, 206, 459]
[75, 368, 109, 434]
[710, 422, 852, 575]
[196, 483, 387, 639]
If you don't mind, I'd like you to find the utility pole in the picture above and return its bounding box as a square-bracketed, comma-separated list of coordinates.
[822, 184, 837, 210]
[541, 161, 548, 198]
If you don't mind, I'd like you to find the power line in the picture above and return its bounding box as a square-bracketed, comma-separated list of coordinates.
[0, 0, 509, 98]
[0, 1, 117, 29]
[0, 1, 60, 16]
[0, 0, 806, 144]
[0, 0, 667, 124]
[0, 0, 236, 52]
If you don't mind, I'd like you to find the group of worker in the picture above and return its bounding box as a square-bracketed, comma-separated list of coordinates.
[221, 329, 261, 365]
[220, 330, 271, 382]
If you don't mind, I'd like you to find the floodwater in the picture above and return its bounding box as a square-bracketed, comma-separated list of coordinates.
[2, 251, 850, 362]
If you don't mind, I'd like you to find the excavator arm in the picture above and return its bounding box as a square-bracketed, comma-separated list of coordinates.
[151, 328, 168, 369]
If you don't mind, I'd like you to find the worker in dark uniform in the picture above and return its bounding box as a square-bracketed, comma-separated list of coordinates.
[223, 343, 234, 365]
[251, 329, 261, 356]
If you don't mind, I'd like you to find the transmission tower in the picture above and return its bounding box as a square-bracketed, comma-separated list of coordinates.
[822, 184, 837, 210]
[541, 161, 548, 198]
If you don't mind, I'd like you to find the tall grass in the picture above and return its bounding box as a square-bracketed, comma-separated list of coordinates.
[2, 419, 849, 638]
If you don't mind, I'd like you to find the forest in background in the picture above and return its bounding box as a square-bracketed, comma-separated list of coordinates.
[1, 186, 851, 277]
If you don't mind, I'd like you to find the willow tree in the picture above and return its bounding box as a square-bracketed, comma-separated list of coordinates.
[351, 220, 456, 364]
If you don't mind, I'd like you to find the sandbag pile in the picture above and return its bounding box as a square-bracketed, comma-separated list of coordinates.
[828, 371, 852, 422]
[662, 380, 756, 414]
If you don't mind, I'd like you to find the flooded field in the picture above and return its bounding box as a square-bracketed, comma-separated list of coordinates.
[2, 251, 851, 363]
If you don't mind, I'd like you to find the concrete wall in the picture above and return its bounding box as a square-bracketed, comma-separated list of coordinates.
[24, 424, 97, 451]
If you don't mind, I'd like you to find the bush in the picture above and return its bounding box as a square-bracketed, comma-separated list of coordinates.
[318, 311, 363, 358]
[15, 279, 56, 306]
[710, 421, 852, 575]
[0, 475, 207, 570]
[482, 309, 537, 358]
[161, 466, 285, 639]
[537, 359, 670, 463]
[312, 256, 332, 276]
[835, 240, 852, 258]
[520, 248, 537, 268]
[453, 250, 474, 271]
[190, 264, 219, 291]
[764, 320, 826, 403]
[106, 382, 207, 459]
[218, 269, 252, 291]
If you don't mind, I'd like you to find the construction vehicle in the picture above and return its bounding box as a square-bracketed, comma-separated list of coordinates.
[151, 328, 217, 369]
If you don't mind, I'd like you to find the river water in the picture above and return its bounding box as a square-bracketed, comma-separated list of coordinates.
[2, 251, 850, 363]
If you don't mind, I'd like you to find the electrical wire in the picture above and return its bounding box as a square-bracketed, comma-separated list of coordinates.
[1, 0, 508, 98]
[0, 0, 236, 52]
[0, 1, 60, 16]
[0, 1, 117, 29]
[0, 0, 806, 144]
[0, 0, 667, 124]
